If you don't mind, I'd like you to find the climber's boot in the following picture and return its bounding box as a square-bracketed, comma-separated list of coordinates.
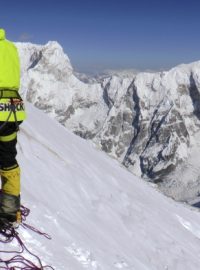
[0, 166, 21, 223]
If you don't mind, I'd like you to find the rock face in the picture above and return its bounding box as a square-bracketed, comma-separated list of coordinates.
[16, 41, 200, 202]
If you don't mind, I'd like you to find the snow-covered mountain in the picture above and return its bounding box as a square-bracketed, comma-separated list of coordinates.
[16, 41, 200, 203]
[17, 41, 107, 139]
[4, 103, 200, 270]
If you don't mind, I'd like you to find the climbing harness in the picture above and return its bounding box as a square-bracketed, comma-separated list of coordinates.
[0, 89, 24, 132]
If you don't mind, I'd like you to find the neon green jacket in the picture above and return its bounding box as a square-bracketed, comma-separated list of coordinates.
[0, 29, 26, 121]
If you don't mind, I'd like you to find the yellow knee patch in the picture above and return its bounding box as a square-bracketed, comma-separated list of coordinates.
[0, 166, 20, 196]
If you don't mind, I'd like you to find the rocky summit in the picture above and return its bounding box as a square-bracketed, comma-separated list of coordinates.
[16, 41, 200, 203]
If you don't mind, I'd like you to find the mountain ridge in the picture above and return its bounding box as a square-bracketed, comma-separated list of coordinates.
[16, 40, 200, 203]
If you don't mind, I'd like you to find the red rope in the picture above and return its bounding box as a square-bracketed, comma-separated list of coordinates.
[0, 205, 55, 270]
[21, 223, 51, 240]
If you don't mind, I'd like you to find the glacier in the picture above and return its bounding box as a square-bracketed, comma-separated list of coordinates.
[0, 103, 200, 269]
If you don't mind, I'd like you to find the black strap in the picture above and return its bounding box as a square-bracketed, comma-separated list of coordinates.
[10, 98, 19, 131]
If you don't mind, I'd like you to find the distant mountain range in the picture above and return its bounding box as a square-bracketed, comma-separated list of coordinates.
[16, 41, 200, 204]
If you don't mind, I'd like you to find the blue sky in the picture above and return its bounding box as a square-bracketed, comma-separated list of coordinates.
[1, 0, 200, 73]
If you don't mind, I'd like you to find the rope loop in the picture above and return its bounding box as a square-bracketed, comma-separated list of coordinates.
[0, 204, 54, 270]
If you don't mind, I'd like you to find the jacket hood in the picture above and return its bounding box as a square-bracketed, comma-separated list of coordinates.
[0, 29, 6, 40]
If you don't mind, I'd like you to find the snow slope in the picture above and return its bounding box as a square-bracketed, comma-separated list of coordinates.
[1, 103, 200, 269]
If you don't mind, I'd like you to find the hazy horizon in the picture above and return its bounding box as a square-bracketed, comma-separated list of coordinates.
[1, 0, 200, 73]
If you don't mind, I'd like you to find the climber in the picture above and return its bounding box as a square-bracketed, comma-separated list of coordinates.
[0, 28, 26, 224]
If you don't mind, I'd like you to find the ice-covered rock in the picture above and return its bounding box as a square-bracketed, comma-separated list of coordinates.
[16, 41, 108, 139]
